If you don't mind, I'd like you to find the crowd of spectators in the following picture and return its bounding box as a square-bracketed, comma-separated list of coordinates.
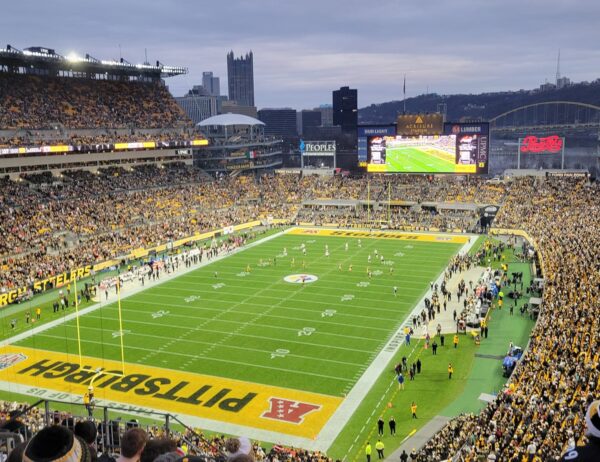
[416, 177, 600, 461]
[0, 73, 190, 130]
[352, 174, 507, 204]
[0, 399, 334, 462]
[1, 172, 503, 293]
[295, 205, 480, 233]
[1, 172, 599, 460]
[0, 131, 200, 150]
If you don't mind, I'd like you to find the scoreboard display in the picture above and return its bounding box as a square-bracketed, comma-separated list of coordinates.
[365, 121, 489, 174]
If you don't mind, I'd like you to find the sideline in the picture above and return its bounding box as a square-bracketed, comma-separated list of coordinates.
[315, 234, 478, 451]
[384, 416, 450, 461]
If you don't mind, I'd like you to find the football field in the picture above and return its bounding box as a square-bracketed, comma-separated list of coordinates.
[386, 146, 458, 173]
[0, 228, 467, 449]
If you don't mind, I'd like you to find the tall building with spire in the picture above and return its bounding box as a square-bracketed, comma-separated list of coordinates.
[227, 51, 254, 106]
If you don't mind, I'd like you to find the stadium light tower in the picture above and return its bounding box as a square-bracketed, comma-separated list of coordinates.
[66, 52, 84, 63]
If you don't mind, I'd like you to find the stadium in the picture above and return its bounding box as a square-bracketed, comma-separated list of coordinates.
[0, 38, 598, 462]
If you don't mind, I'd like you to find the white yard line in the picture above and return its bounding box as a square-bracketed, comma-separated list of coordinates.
[130, 292, 423, 306]
[31, 334, 356, 382]
[114, 297, 406, 323]
[54, 320, 376, 354]
[81, 314, 383, 343]
[165, 310, 393, 332]
[0, 229, 287, 348]
[38, 326, 367, 367]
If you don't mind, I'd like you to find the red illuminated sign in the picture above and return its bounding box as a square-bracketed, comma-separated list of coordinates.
[520, 135, 563, 153]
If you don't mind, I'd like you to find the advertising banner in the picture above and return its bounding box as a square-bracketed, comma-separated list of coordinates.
[299, 140, 336, 157]
[397, 114, 443, 136]
[357, 125, 396, 163]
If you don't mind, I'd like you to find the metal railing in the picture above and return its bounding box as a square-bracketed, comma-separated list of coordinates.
[9, 398, 215, 458]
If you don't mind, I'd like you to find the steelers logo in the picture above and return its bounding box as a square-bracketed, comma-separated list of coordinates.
[284, 274, 318, 284]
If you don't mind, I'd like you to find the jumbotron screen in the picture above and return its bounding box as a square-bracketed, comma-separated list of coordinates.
[367, 123, 489, 174]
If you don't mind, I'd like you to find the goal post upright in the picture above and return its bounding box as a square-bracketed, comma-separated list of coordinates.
[73, 275, 126, 377]
[116, 280, 126, 375]
[74, 277, 83, 367]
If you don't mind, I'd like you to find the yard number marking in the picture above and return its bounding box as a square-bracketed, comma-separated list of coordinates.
[112, 329, 131, 338]
[270, 348, 290, 359]
[151, 310, 170, 319]
[298, 327, 316, 337]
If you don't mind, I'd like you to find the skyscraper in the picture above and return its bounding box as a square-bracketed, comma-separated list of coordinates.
[202, 72, 220, 97]
[333, 86, 358, 133]
[175, 86, 218, 124]
[316, 104, 333, 127]
[227, 51, 254, 106]
[300, 110, 322, 134]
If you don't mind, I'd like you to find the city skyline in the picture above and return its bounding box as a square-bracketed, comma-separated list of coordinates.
[2, 0, 599, 109]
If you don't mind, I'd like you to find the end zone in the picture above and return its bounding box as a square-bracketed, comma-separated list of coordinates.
[0, 345, 341, 443]
[287, 227, 470, 244]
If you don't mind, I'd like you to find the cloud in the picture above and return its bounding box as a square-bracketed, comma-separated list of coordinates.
[1, 0, 599, 109]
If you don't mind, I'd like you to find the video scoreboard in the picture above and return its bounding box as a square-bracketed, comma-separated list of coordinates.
[361, 117, 489, 174]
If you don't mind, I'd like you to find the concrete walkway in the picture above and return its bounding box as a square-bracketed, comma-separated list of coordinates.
[385, 415, 450, 461]
[414, 266, 487, 338]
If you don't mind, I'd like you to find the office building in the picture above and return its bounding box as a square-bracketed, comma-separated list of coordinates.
[202, 72, 220, 97]
[227, 51, 255, 106]
[221, 100, 258, 118]
[316, 104, 333, 127]
[175, 87, 218, 124]
[303, 125, 342, 140]
[333, 86, 358, 133]
[300, 110, 322, 135]
[257, 108, 297, 138]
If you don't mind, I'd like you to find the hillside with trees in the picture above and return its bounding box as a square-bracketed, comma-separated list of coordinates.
[358, 80, 600, 124]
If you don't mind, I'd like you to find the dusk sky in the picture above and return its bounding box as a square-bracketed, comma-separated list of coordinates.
[3, 0, 599, 109]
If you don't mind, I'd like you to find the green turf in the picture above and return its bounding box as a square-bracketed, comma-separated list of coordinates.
[386, 147, 458, 173]
[329, 337, 478, 461]
[442, 261, 534, 416]
[1, 232, 539, 460]
[330, 241, 536, 461]
[0, 227, 283, 341]
[14, 233, 462, 397]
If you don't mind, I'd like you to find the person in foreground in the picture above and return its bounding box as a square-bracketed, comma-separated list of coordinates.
[560, 400, 600, 461]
